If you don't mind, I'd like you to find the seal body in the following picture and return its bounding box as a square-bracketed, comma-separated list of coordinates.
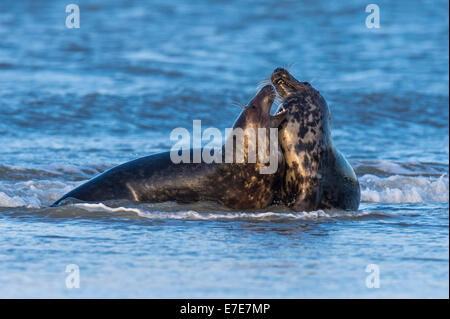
[52, 85, 286, 209]
[271, 68, 360, 211]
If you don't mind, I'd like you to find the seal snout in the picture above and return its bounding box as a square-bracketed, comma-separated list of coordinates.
[259, 84, 275, 96]
[271, 67, 301, 98]
[250, 85, 275, 112]
[271, 67, 290, 85]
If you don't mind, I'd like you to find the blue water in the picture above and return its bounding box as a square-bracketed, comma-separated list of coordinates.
[0, 0, 448, 298]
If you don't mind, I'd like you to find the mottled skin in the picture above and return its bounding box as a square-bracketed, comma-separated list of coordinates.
[52, 85, 286, 209]
[271, 68, 360, 211]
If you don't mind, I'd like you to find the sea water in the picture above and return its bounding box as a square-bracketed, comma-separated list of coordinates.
[0, 0, 448, 298]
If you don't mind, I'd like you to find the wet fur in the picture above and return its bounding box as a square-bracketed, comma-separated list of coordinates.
[272, 68, 360, 211]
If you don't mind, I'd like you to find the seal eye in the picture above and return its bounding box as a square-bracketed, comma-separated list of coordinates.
[250, 104, 256, 109]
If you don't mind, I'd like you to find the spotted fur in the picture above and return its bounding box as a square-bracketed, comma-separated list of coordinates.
[271, 68, 360, 211]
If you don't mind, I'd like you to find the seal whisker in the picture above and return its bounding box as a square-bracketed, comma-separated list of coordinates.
[256, 78, 272, 90]
[231, 100, 245, 109]
[274, 95, 283, 108]
[285, 62, 298, 72]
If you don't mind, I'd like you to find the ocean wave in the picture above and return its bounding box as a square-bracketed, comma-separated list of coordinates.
[353, 160, 448, 177]
[0, 164, 448, 209]
[0, 180, 81, 208]
[360, 174, 448, 203]
[0, 192, 29, 208]
[0, 163, 107, 182]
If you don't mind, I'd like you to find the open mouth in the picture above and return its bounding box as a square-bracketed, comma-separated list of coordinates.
[272, 102, 287, 119]
[274, 107, 286, 116]
[274, 78, 285, 85]
[272, 77, 295, 93]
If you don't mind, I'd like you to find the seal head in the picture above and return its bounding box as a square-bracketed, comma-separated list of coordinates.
[218, 84, 286, 208]
[233, 84, 286, 132]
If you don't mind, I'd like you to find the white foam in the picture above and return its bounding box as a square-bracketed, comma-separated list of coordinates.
[73, 203, 144, 215]
[0, 192, 28, 207]
[72, 202, 374, 221]
[360, 174, 449, 203]
[0, 180, 81, 208]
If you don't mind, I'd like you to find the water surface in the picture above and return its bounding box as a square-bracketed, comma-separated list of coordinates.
[0, 0, 448, 298]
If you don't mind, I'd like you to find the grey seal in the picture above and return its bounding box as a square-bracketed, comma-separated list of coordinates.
[52, 85, 286, 209]
[271, 68, 360, 211]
